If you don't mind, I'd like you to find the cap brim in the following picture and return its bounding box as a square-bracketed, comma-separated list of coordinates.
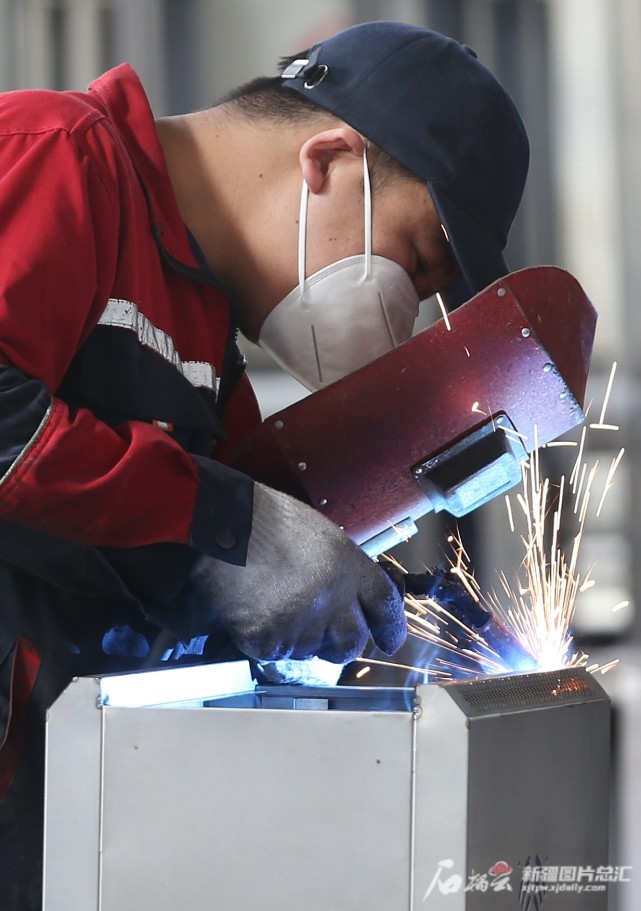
[428, 181, 510, 307]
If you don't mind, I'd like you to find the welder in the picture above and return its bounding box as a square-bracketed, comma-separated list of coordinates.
[0, 21, 528, 910]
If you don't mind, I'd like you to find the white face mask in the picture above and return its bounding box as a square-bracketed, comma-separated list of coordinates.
[258, 149, 420, 391]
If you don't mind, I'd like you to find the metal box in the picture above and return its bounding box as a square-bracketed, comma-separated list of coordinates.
[43, 663, 610, 910]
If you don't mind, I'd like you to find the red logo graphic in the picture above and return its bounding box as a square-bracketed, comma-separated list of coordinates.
[489, 861, 513, 877]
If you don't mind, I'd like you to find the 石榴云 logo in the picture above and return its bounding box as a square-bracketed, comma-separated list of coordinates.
[423, 858, 514, 900]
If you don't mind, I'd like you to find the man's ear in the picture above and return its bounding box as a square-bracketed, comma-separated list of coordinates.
[299, 127, 366, 193]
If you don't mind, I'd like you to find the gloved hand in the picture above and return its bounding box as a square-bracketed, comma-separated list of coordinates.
[187, 483, 406, 664]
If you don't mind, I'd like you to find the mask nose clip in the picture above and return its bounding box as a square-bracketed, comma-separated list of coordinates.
[304, 64, 329, 89]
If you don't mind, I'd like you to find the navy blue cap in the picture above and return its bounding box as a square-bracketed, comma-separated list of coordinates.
[281, 21, 529, 302]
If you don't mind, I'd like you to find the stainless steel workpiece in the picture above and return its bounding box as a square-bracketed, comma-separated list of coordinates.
[42, 662, 610, 910]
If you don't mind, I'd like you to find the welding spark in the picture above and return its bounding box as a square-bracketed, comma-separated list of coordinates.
[435, 293, 451, 331]
[595, 447, 625, 518]
[390, 522, 414, 544]
[503, 427, 529, 444]
[598, 360, 617, 425]
[570, 427, 587, 489]
[380, 542, 526, 680]
[379, 367, 624, 682]
[505, 494, 515, 533]
[354, 655, 451, 681]
[482, 409, 623, 674]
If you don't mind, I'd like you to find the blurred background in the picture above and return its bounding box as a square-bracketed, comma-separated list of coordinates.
[0, 0, 638, 906]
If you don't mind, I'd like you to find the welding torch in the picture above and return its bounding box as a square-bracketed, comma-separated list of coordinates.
[378, 557, 538, 674]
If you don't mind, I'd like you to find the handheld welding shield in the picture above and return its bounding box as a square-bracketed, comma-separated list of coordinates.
[232, 266, 597, 558]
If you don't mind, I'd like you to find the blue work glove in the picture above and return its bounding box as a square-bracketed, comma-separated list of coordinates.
[188, 483, 406, 664]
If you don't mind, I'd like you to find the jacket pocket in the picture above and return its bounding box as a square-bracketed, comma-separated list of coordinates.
[0, 637, 42, 803]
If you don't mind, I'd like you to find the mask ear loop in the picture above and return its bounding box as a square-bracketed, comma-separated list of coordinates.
[299, 148, 371, 297]
[363, 145, 372, 280]
[298, 179, 310, 308]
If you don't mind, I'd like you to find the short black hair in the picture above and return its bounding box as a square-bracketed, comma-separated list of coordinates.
[219, 52, 417, 191]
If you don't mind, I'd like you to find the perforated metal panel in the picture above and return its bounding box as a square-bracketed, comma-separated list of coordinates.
[446, 667, 598, 716]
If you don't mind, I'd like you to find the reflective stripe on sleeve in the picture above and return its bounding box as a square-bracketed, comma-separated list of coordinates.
[98, 298, 220, 392]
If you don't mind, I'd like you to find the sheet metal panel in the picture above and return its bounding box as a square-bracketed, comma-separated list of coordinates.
[102, 707, 412, 910]
[413, 670, 610, 909]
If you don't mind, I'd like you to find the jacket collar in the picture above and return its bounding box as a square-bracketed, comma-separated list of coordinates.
[87, 64, 203, 273]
